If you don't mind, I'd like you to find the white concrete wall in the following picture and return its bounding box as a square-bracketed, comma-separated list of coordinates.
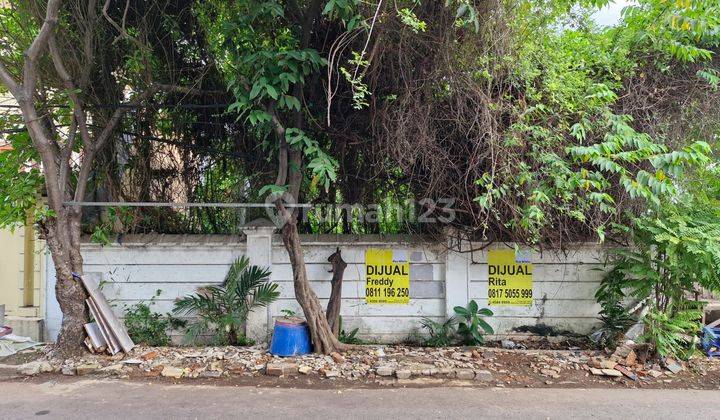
[269, 235, 447, 342]
[45, 235, 247, 341]
[82, 235, 248, 314]
[465, 243, 605, 334]
[45, 233, 609, 343]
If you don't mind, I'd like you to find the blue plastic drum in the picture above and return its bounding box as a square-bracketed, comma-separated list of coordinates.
[269, 318, 312, 356]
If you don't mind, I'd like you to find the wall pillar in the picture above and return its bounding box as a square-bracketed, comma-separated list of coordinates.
[44, 249, 61, 341]
[241, 219, 277, 343]
[23, 207, 36, 307]
[444, 234, 469, 318]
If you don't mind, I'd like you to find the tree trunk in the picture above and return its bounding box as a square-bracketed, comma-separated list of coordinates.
[281, 221, 345, 354]
[42, 211, 88, 357]
[326, 247, 347, 337]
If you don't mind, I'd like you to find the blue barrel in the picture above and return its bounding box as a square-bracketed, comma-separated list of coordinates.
[269, 318, 312, 356]
[702, 327, 720, 357]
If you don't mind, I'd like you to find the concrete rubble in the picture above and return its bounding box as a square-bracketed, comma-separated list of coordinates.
[7, 340, 716, 387]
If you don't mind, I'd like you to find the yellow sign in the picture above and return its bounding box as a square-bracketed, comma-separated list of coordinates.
[365, 249, 410, 304]
[488, 249, 533, 306]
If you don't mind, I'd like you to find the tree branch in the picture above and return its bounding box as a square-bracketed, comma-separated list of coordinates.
[326, 247, 347, 337]
[17, 103, 64, 211]
[266, 103, 289, 187]
[79, 0, 98, 89]
[0, 60, 20, 96]
[102, 0, 143, 48]
[72, 86, 157, 203]
[59, 117, 78, 196]
[48, 34, 92, 150]
[23, 0, 62, 98]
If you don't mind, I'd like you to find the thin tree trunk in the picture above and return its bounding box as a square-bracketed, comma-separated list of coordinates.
[326, 247, 347, 337]
[281, 220, 345, 354]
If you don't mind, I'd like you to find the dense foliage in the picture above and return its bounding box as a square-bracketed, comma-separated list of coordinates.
[2, 0, 718, 243]
[0, 127, 44, 227]
[596, 197, 720, 356]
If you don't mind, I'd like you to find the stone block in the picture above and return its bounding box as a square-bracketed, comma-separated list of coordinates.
[266, 362, 298, 376]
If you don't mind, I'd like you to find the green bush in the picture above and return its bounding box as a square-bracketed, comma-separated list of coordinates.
[594, 268, 637, 348]
[416, 300, 494, 346]
[597, 201, 720, 358]
[419, 317, 457, 347]
[454, 300, 494, 345]
[338, 316, 363, 345]
[173, 256, 280, 346]
[123, 290, 185, 346]
[642, 304, 703, 359]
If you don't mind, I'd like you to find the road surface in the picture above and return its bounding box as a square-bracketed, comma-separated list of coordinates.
[0, 379, 717, 419]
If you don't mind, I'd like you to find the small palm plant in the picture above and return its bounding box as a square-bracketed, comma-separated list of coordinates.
[420, 316, 457, 347]
[173, 256, 280, 345]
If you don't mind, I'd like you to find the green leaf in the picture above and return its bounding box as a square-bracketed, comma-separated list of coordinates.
[283, 95, 301, 111]
[477, 308, 493, 316]
[249, 83, 263, 100]
[265, 84, 279, 100]
[247, 110, 271, 125]
[258, 184, 288, 197]
[468, 299, 479, 314]
[476, 318, 494, 335]
[453, 306, 469, 316]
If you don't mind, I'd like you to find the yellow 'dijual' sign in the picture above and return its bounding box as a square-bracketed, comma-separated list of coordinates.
[365, 249, 410, 304]
[488, 249, 533, 306]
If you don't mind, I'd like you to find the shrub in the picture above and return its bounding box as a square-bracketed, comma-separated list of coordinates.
[419, 317, 457, 347]
[593, 268, 636, 348]
[338, 316, 363, 344]
[597, 201, 720, 357]
[453, 300, 494, 345]
[123, 290, 184, 346]
[172, 256, 280, 345]
[642, 303, 703, 359]
[416, 301, 495, 347]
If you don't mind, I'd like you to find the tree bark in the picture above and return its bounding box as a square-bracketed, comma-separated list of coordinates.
[42, 211, 88, 357]
[271, 99, 346, 353]
[280, 216, 345, 354]
[266, 0, 350, 354]
[0, 0, 217, 356]
[326, 247, 347, 337]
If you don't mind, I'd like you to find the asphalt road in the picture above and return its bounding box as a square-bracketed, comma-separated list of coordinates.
[0, 379, 718, 420]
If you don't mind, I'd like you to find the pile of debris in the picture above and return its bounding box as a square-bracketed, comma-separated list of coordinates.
[12, 341, 709, 388]
[76, 274, 134, 355]
[585, 341, 682, 381]
[0, 306, 44, 358]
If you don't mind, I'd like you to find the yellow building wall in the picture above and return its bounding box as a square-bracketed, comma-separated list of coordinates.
[0, 225, 45, 318]
[1, 85, 46, 321]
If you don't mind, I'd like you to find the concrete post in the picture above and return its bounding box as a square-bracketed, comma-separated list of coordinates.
[241, 219, 277, 343]
[44, 249, 61, 342]
[444, 234, 469, 318]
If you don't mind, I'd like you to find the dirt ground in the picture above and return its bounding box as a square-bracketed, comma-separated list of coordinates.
[0, 350, 44, 366]
[2, 344, 720, 390]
